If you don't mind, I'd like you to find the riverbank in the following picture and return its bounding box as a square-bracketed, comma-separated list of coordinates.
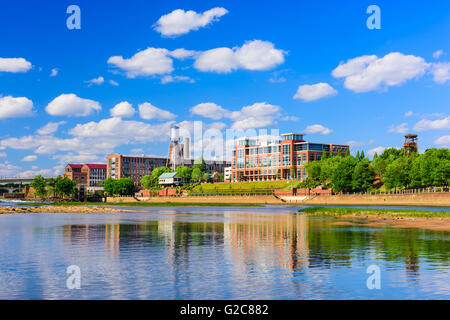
[299, 207, 450, 231]
[101, 192, 450, 206]
[0, 205, 134, 214]
[20, 201, 263, 207]
[300, 192, 450, 207]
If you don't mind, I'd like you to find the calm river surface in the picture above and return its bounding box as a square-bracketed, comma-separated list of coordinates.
[0, 204, 449, 299]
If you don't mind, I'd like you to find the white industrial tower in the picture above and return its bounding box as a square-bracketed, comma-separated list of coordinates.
[169, 125, 184, 171]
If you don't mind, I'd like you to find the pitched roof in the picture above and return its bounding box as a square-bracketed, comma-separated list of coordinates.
[84, 164, 107, 169]
[159, 172, 177, 179]
[67, 164, 83, 169]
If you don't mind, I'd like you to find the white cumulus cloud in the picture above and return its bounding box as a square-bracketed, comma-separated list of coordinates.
[21, 155, 37, 162]
[435, 135, 450, 147]
[433, 50, 444, 59]
[190, 102, 229, 120]
[0, 96, 34, 119]
[154, 7, 228, 37]
[50, 68, 59, 77]
[0, 57, 32, 73]
[431, 62, 450, 84]
[194, 40, 286, 73]
[85, 76, 105, 86]
[293, 83, 337, 102]
[108, 48, 174, 78]
[387, 123, 409, 133]
[46, 94, 101, 117]
[332, 52, 429, 92]
[161, 75, 194, 84]
[138, 102, 176, 120]
[169, 48, 197, 59]
[368, 146, 386, 157]
[110, 101, 135, 118]
[229, 102, 281, 130]
[37, 121, 66, 135]
[413, 116, 450, 131]
[304, 124, 332, 135]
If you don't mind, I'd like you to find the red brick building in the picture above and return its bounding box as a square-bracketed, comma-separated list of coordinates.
[231, 133, 349, 182]
[65, 163, 107, 187]
[64, 164, 87, 185]
[81, 164, 107, 187]
[106, 154, 169, 186]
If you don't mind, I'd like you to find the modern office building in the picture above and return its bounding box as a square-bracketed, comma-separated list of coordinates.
[231, 133, 349, 182]
[81, 164, 107, 187]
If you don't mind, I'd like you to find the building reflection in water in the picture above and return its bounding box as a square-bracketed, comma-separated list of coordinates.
[59, 210, 450, 290]
[223, 212, 309, 274]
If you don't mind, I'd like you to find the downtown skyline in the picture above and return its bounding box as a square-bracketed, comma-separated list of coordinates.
[0, 0, 449, 178]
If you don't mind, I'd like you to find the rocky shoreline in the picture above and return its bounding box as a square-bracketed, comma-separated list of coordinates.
[0, 205, 134, 214]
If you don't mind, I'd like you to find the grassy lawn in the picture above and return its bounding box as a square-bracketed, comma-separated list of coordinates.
[190, 180, 299, 194]
[299, 206, 450, 218]
[19, 202, 263, 207]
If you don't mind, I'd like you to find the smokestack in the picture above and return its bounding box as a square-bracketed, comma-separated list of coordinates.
[184, 137, 190, 159]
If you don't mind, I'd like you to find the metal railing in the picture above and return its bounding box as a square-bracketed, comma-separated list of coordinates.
[340, 186, 449, 196]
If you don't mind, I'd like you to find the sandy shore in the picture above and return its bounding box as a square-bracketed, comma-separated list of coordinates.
[326, 214, 450, 231]
[0, 205, 133, 214]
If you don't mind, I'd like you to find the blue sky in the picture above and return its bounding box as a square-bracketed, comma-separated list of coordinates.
[0, 0, 449, 177]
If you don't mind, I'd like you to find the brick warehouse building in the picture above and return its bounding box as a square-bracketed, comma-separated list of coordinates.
[231, 133, 349, 182]
[106, 154, 169, 186]
[81, 164, 107, 187]
[64, 164, 86, 185]
[65, 163, 107, 187]
[106, 153, 230, 187]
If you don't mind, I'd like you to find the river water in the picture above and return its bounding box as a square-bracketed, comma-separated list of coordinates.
[0, 204, 449, 299]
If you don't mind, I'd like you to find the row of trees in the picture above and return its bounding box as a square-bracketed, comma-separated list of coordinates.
[299, 148, 449, 193]
[373, 148, 449, 190]
[30, 175, 77, 198]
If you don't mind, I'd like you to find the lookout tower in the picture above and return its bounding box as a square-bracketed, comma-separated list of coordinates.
[404, 134, 418, 156]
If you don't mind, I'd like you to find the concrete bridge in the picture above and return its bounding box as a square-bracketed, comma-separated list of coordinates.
[0, 177, 54, 193]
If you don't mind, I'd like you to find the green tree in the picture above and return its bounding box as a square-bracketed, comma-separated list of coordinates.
[319, 156, 341, 185]
[114, 178, 135, 195]
[332, 156, 357, 193]
[383, 156, 411, 190]
[176, 166, 193, 179]
[352, 158, 375, 191]
[305, 161, 321, 183]
[103, 177, 116, 195]
[298, 177, 319, 189]
[191, 167, 203, 182]
[46, 177, 57, 198]
[30, 175, 47, 198]
[409, 148, 450, 187]
[55, 175, 77, 198]
[193, 156, 207, 172]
